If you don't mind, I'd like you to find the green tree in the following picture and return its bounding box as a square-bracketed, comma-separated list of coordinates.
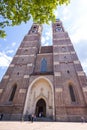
[0, 0, 70, 38]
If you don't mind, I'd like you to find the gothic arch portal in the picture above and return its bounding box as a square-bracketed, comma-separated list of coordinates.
[35, 98, 46, 117]
[23, 76, 55, 119]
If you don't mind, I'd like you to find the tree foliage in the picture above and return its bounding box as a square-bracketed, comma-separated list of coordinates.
[0, 0, 70, 38]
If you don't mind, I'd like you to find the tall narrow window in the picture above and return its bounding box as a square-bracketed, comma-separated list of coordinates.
[40, 58, 47, 73]
[9, 84, 17, 101]
[69, 84, 76, 102]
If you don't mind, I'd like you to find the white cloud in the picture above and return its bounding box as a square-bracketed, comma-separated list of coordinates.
[62, 7, 69, 15]
[58, 0, 87, 44]
[42, 24, 52, 46]
[70, 28, 87, 44]
[41, 36, 46, 45]
[62, 7, 71, 21]
[6, 50, 14, 54]
[4, 38, 7, 41]
[69, 13, 87, 43]
[12, 42, 16, 47]
[46, 36, 50, 41]
[44, 42, 49, 46]
[81, 59, 87, 74]
[0, 52, 12, 67]
[54, 10, 59, 18]
[45, 31, 52, 37]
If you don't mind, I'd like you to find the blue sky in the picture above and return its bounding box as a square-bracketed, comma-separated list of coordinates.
[0, 0, 87, 81]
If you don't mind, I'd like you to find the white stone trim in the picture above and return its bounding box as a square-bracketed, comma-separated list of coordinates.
[77, 71, 85, 76]
[3, 75, 9, 79]
[74, 60, 80, 64]
[54, 53, 61, 55]
[32, 47, 36, 49]
[54, 51, 75, 55]
[0, 89, 3, 93]
[24, 39, 38, 42]
[24, 75, 30, 78]
[29, 54, 35, 57]
[53, 44, 72, 47]
[27, 63, 32, 67]
[38, 53, 52, 56]
[55, 88, 63, 92]
[82, 87, 87, 92]
[20, 55, 29, 57]
[9, 64, 14, 67]
[15, 54, 34, 57]
[14, 55, 18, 57]
[19, 47, 36, 50]
[19, 89, 26, 93]
[70, 51, 76, 54]
[53, 37, 69, 41]
[54, 72, 61, 76]
[68, 44, 73, 46]
[54, 62, 60, 65]
[54, 52, 70, 55]
[53, 45, 57, 47]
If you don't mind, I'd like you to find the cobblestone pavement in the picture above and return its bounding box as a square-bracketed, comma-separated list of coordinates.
[0, 122, 87, 130]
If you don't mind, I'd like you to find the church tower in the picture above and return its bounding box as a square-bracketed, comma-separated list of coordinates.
[52, 19, 87, 121]
[0, 19, 87, 121]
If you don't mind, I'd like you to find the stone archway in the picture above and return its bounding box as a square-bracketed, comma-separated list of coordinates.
[35, 98, 46, 117]
[23, 77, 55, 119]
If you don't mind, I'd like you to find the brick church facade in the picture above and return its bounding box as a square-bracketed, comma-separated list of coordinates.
[0, 19, 87, 121]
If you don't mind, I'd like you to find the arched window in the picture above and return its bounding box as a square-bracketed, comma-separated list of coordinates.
[69, 84, 76, 102]
[9, 84, 17, 102]
[55, 24, 62, 32]
[31, 26, 37, 33]
[40, 58, 47, 73]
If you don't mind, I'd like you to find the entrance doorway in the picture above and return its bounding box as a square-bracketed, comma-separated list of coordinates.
[35, 98, 46, 117]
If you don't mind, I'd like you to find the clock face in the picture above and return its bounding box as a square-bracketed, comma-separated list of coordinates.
[55, 27, 62, 32]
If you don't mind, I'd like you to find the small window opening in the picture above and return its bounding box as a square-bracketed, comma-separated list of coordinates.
[33, 26, 36, 29]
[56, 24, 60, 27]
[9, 84, 17, 102]
[17, 72, 19, 75]
[64, 56, 66, 58]
[32, 29, 37, 33]
[69, 84, 76, 102]
[67, 70, 70, 73]
[24, 49, 28, 52]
